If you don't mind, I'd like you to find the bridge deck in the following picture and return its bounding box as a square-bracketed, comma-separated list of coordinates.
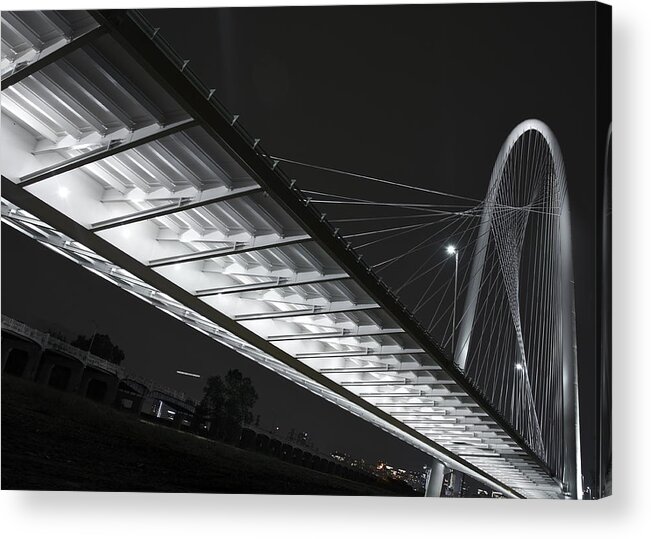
[0, 9, 562, 498]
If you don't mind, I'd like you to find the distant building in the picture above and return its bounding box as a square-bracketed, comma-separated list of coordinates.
[375, 460, 426, 491]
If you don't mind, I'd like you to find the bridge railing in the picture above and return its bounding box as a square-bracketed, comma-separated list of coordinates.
[2, 314, 126, 377]
[1, 314, 46, 345]
[83, 350, 124, 377]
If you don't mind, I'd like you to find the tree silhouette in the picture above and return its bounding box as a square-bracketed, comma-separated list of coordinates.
[224, 369, 258, 426]
[198, 375, 226, 437]
[71, 333, 125, 365]
[199, 369, 258, 442]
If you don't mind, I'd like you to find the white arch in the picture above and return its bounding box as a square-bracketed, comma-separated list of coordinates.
[453, 119, 582, 498]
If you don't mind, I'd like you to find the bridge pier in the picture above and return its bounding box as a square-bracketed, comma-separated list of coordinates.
[449, 469, 463, 497]
[424, 459, 445, 497]
[127, 385, 152, 415]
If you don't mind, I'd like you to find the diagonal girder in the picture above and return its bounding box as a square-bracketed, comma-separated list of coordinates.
[337, 379, 459, 387]
[2, 25, 108, 90]
[268, 326, 405, 341]
[233, 303, 381, 321]
[196, 272, 349, 296]
[90, 183, 262, 231]
[296, 348, 425, 359]
[17, 118, 197, 186]
[148, 233, 312, 267]
[319, 364, 442, 374]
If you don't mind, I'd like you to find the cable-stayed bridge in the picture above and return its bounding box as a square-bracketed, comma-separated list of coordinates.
[1, 9, 581, 498]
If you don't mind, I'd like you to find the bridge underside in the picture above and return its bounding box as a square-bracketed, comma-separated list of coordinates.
[0, 9, 562, 498]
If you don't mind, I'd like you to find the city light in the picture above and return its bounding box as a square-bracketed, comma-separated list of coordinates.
[446, 244, 457, 255]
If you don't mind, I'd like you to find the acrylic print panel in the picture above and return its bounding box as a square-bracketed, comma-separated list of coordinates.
[0, 2, 611, 499]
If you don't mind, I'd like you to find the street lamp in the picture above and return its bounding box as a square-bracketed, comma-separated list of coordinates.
[446, 245, 459, 356]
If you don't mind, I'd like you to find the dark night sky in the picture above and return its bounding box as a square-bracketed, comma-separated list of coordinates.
[2, 3, 603, 484]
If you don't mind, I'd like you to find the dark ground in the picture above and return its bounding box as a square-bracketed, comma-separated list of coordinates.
[0, 376, 414, 495]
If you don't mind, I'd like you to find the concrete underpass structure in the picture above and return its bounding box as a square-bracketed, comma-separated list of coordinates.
[2, 315, 191, 414]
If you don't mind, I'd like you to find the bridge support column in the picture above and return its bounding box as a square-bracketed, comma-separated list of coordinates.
[138, 389, 152, 415]
[24, 350, 44, 381]
[424, 459, 445, 497]
[449, 469, 463, 497]
[104, 378, 119, 406]
[36, 362, 55, 385]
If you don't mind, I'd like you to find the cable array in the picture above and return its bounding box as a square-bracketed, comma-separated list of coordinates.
[276, 130, 568, 476]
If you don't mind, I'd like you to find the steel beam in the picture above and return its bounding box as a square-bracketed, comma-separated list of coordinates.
[368, 397, 481, 408]
[268, 327, 404, 341]
[91, 184, 262, 231]
[395, 417, 461, 424]
[387, 413, 457, 419]
[80, 44, 169, 125]
[148, 233, 312, 267]
[196, 272, 349, 296]
[1, 25, 108, 90]
[233, 303, 380, 321]
[373, 403, 455, 409]
[296, 348, 425, 359]
[338, 379, 458, 387]
[18, 118, 197, 186]
[357, 391, 467, 398]
[319, 364, 442, 374]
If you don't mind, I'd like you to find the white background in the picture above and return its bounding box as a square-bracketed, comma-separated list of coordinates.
[0, 0, 649, 537]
